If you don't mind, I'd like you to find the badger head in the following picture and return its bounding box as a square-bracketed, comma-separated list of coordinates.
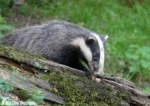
[71, 33, 108, 78]
[91, 33, 108, 78]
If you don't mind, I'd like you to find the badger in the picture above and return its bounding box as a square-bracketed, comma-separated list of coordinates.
[0, 20, 108, 79]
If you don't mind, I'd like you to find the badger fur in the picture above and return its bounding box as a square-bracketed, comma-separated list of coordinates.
[0, 20, 108, 79]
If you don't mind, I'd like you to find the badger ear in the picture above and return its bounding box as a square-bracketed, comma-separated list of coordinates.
[105, 35, 109, 41]
[86, 37, 96, 45]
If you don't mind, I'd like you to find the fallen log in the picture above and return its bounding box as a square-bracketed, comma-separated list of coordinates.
[0, 44, 150, 106]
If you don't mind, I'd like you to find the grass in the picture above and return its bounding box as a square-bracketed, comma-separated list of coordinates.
[0, 15, 14, 38]
[2, 0, 150, 92]
[140, 87, 150, 94]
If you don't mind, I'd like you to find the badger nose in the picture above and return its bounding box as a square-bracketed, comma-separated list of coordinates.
[95, 74, 104, 79]
[94, 71, 104, 78]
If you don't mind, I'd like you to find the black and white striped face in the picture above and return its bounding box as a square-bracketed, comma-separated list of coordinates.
[71, 33, 108, 77]
[91, 33, 108, 77]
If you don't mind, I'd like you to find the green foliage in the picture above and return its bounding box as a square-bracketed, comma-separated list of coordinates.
[0, 96, 14, 106]
[0, 0, 16, 14]
[0, 0, 15, 37]
[80, 60, 89, 70]
[0, 78, 14, 92]
[0, 15, 14, 38]
[0, 69, 15, 92]
[140, 87, 150, 94]
[124, 45, 150, 80]
[28, 89, 45, 103]
[0, 67, 44, 104]
[25, 0, 52, 6]
[13, 88, 45, 104]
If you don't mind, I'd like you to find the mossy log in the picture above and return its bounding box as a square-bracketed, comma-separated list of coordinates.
[0, 44, 150, 106]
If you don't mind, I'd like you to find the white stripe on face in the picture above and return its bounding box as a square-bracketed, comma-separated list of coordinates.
[91, 32, 105, 76]
[70, 37, 93, 70]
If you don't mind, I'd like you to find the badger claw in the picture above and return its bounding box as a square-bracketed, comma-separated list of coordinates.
[85, 71, 92, 79]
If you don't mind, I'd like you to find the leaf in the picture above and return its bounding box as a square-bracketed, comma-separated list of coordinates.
[0, 15, 6, 24]
[118, 60, 125, 66]
[140, 60, 150, 69]
[0, 79, 14, 92]
[129, 66, 139, 73]
[0, 79, 5, 83]
[129, 44, 139, 49]
[80, 60, 89, 70]
[125, 52, 132, 59]
[0, 25, 14, 30]
[32, 96, 44, 103]
[30, 90, 45, 103]
[131, 55, 139, 60]
[125, 52, 139, 60]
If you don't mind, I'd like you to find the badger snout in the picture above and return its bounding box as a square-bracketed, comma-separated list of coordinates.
[89, 62, 104, 78]
[93, 70, 104, 78]
[93, 64, 99, 71]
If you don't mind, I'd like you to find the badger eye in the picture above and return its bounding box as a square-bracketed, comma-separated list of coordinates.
[93, 57, 99, 61]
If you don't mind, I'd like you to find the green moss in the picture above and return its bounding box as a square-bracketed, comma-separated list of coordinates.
[9, 51, 25, 62]
[34, 62, 48, 69]
[0, 44, 50, 73]
[12, 89, 31, 101]
[40, 74, 50, 81]
[48, 71, 129, 106]
[0, 64, 17, 71]
[32, 54, 47, 60]
[0, 44, 47, 62]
